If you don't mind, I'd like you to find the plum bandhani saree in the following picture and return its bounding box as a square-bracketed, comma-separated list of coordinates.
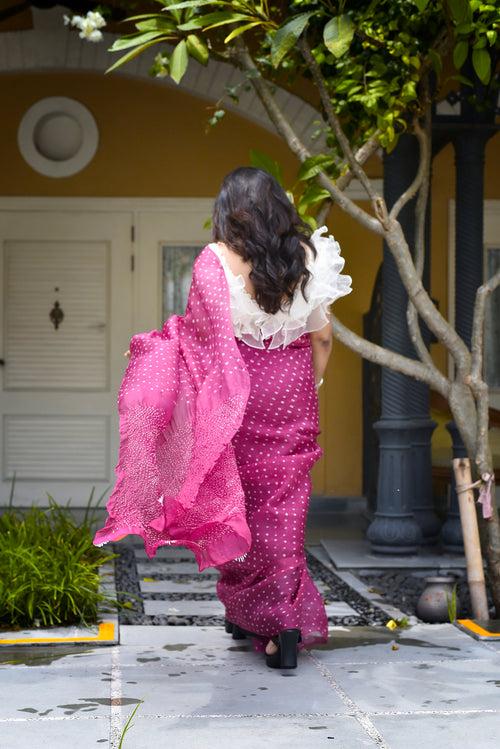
[93, 246, 252, 570]
[94, 244, 328, 647]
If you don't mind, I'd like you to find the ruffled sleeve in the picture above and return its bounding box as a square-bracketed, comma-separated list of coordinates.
[208, 229, 352, 349]
[301, 224, 353, 327]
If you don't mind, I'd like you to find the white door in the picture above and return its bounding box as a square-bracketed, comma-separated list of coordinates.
[0, 209, 133, 506]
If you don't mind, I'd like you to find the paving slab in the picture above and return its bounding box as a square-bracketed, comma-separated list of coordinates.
[142, 599, 358, 619]
[144, 600, 224, 617]
[140, 578, 217, 594]
[306, 544, 336, 569]
[0, 618, 118, 647]
[134, 546, 196, 561]
[324, 602, 359, 617]
[311, 623, 498, 664]
[137, 562, 216, 576]
[321, 539, 469, 570]
[0, 717, 109, 749]
[371, 711, 500, 749]
[322, 657, 500, 713]
[120, 625, 229, 647]
[116, 654, 349, 717]
[0, 663, 114, 720]
[139, 577, 332, 597]
[118, 714, 378, 748]
[0, 644, 112, 670]
[120, 625, 357, 649]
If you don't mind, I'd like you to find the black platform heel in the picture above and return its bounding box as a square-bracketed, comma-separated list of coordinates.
[224, 618, 247, 640]
[265, 628, 301, 669]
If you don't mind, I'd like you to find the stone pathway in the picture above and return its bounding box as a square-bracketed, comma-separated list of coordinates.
[1, 623, 499, 748]
[114, 542, 389, 627]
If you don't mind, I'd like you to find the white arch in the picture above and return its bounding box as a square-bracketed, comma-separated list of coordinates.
[0, 5, 324, 151]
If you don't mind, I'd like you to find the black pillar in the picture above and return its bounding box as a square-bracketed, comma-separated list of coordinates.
[366, 134, 439, 554]
[440, 129, 489, 551]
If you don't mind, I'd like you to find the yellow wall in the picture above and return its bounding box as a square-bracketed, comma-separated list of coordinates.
[1, 70, 498, 498]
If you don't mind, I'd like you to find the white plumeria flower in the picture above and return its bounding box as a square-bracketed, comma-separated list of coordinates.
[79, 22, 104, 42]
[87, 11, 106, 29]
[153, 52, 169, 78]
[68, 14, 84, 27]
[63, 10, 106, 42]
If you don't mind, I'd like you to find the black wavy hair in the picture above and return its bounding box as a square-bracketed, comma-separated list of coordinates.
[212, 167, 317, 315]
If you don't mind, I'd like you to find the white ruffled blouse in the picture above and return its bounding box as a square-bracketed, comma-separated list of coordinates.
[208, 226, 352, 349]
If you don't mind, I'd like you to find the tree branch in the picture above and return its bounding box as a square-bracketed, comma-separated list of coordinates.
[233, 41, 470, 375]
[315, 135, 381, 224]
[471, 269, 500, 382]
[386, 222, 472, 374]
[299, 37, 387, 224]
[331, 313, 450, 397]
[406, 99, 439, 373]
[389, 118, 429, 219]
[232, 40, 384, 236]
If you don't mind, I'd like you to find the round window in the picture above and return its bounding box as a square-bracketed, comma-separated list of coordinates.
[18, 97, 99, 178]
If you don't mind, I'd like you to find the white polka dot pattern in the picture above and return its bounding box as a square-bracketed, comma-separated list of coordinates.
[215, 332, 328, 651]
[93, 243, 328, 648]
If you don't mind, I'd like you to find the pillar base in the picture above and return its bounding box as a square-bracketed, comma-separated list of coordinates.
[367, 418, 423, 555]
[367, 512, 422, 554]
[440, 511, 464, 554]
[411, 418, 441, 545]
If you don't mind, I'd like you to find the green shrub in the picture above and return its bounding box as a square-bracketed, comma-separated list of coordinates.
[0, 481, 118, 629]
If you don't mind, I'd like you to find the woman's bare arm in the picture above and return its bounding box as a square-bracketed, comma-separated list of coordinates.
[310, 321, 333, 386]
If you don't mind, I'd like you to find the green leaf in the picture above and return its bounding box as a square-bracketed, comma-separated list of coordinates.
[453, 40, 468, 69]
[186, 34, 209, 64]
[486, 30, 497, 46]
[323, 15, 355, 58]
[109, 31, 168, 51]
[105, 38, 170, 73]
[472, 48, 491, 83]
[249, 149, 284, 185]
[448, 0, 470, 24]
[298, 183, 331, 210]
[428, 49, 443, 74]
[270, 12, 313, 68]
[162, 0, 222, 9]
[412, 0, 429, 10]
[170, 39, 189, 84]
[124, 13, 173, 22]
[224, 20, 262, 43]
[178, 11, 249, 30]
[135, 18, 176, 32]
[297, 154, 335, 182]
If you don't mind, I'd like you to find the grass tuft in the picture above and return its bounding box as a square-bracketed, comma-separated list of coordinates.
[0, 483, 119, 630]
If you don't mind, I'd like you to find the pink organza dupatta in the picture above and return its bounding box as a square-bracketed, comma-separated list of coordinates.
[93, 246, 251, 570]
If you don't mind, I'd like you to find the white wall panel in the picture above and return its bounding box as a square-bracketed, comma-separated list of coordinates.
[3, 415, 109, 480]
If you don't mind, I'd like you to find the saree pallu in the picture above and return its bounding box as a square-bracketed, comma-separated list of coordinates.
[93, 244, 328, 647]
[217, 334, 328, 651]
[93, 246, 252, 569]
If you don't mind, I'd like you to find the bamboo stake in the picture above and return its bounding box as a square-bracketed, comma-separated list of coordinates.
[453, 457, 489, 620]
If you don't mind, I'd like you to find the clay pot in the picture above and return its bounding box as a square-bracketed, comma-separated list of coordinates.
[416, 575, 460, 623]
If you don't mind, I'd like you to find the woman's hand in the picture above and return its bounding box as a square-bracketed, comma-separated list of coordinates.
[124, 350, 131, 358]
